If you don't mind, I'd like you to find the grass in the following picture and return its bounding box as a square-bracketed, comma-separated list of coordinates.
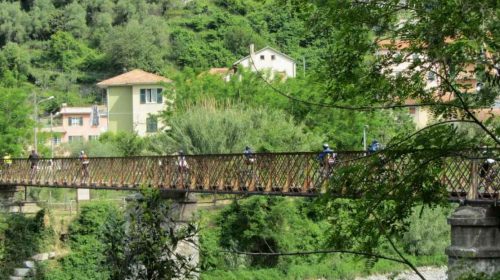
[201, 254, 447, 280]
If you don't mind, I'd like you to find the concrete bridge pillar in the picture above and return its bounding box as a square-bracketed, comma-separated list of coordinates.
[446, 205, 500, 279]
[0, 186, 17, 211]
[125, 191, 199, 278]
[164, 192, 199, 278]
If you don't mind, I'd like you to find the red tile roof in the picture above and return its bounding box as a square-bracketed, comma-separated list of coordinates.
[97, 69, 171, 87]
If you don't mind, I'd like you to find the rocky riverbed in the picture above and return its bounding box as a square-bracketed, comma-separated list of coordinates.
[354, 266, 447, 280]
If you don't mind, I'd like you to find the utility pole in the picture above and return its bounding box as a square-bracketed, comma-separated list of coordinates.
[303, 57, 306, 76]
[363, 125, 368, 151]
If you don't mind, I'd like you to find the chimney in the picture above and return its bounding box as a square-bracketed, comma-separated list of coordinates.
[250, 44, 255, 56]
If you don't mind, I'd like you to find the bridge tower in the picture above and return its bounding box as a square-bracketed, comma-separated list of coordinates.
[0, 186, 18, 211]
[165, 191, 199, 277]
[446, 164, 500, 280]
[446, 204, 500, 279]
[126, 191, 199, 278]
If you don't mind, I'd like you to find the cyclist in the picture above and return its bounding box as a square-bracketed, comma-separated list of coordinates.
[3, 153, 12, 168]
[28, 150, 39, 179]
[176, 150, 189, 171]
[318, 144, 336, 165]
[79, 150, 90, 178]
[317, 144, 336, 177]
[244, 146, 255, 164]
[175, 150, 190, 186]
[480, 148, 496, 189]
[368, 140, 381, 154]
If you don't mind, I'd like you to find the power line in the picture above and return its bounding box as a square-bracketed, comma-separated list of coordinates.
[247, 55, 462, 111]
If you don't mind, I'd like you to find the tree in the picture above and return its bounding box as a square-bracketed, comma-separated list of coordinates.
[60, 2, 88, 38]
[170, 69, 414, 150]
[101, 20, 167, 72]
[288, 0, 499, 276]
[0, 87, 33, 156]
[0, 2, 30, 46]
[46, 31, 98, 71]
[0, 42, 31, 86]
[99, 131, 145, 156]
[103, 188, 198, 280]
[28, 0, 57, 40]
[147, 100, 321, 154]
[215, 196, 328, 268]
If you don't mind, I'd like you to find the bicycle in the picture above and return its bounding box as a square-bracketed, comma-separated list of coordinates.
[238, 157, 262, 191]
[173, 165, 190, 189]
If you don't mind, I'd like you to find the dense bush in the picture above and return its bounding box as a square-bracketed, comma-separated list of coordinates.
[201, 197, 328, 269]
[0, 210, 55, 278]
[401, 205, 453, 256]
[39, 202, 121, 280]
[148, 100, 322, 154]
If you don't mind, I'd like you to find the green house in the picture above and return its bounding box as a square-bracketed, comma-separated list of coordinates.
[97, 69, 172, 136]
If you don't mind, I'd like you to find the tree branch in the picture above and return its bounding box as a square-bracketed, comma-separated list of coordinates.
[221, 249, 407, 264]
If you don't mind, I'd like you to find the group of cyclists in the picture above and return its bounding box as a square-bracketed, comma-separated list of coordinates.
[1, 143, 497, 191]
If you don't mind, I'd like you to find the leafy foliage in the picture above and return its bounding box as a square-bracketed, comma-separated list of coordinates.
[149, 100, 321, 154]
[0, 210, 55, 279]
[40, 202, 120, 280]
[103, 188, 198, 280]
[212, 197, 327, 268]
[0, 87, 33, 155]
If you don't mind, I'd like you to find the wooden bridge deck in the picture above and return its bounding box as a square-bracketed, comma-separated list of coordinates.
[0, 151, 498, 202]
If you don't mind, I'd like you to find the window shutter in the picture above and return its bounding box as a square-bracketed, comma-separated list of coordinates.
[79, 117, 83, 126]
[140, 89, 146, 104]
[68, 118, 71, 126]
[157, 88, 163, 104]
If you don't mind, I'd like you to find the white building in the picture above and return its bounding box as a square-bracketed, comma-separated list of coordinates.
[233, 44, 297, 78]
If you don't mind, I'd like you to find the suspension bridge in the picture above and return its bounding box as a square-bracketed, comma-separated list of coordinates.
[0, 150, 497, 203]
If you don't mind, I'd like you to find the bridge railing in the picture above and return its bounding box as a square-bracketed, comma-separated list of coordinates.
[0, 150, 497, 200]
[325, 149, 500, 202]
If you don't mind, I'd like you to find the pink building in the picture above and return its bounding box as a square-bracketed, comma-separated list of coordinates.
[46, 104, 108, 144]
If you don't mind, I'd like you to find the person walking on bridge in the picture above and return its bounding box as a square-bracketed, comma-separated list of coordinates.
[28, 150, 39, 180]
[480, 148, 497, 191]
[79, 150, 90, 179]
[3, 153, 12, 168]
[244, 146, 255, 164]
[175, 150, 190, 186]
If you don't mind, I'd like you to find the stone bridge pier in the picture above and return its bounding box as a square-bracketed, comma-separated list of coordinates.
[446, 204, 500, 279]
[0, 186, 18, 211]
[162, 191, 199, 278]
[126, 191, 199, 278]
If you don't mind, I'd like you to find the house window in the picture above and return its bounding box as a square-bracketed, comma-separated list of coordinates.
[260, 55, 265, 60]
[146, 117, 158, 132]
[140, 88, 163, 104]
[88, 135, 99, 141]
[52, 137, 61, 145]
[68, 136, 83, 142]
[68, 117, 83, 126]
[271, 55, 276, 60]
